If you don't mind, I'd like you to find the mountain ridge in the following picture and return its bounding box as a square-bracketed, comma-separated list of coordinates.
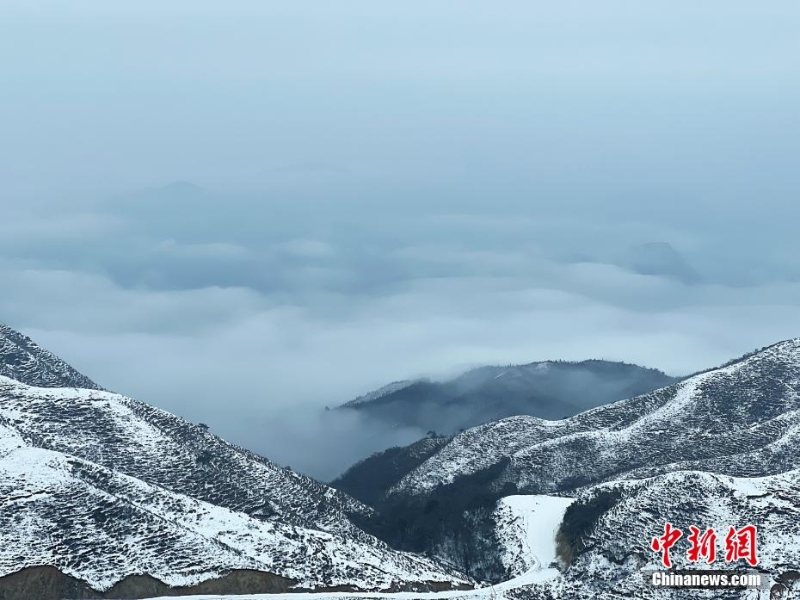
[0, 321, 469, 598]
[0, 373, 469, 597]
[338, 359, 679, 436]
[342, 338, 800, 593]
[390, 338, 800, 497]
[5, 321, 800, 598]
[0, 323, 100, 390]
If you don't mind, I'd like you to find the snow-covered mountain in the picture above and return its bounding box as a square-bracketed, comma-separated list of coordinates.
[0, 323, 469, 599]
[339, 360, 677, 435]
[0, 375, 373, 537]
[0, 323, 100, 390]
[0, 423, 466, 597]
[524, 469, 800, 599]
[389, 339, 800, 498]
[6, 319, 800, 599]
[346, 339, 800, 596]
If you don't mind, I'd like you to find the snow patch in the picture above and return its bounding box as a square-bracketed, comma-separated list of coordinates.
[494, 495, 574, 578]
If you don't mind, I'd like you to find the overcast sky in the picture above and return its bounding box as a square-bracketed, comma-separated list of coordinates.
[2, 1, 800, 478]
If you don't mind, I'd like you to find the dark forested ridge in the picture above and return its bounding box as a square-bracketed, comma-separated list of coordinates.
[338, 359, 678, 435]
[331, 435, 452, 506]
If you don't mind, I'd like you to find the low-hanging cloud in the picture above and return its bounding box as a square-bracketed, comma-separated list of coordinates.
[4, 192, 800, 478]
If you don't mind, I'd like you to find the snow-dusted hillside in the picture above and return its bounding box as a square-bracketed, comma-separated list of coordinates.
[346, 340, 800, 598]
[389, 339, 800, 498]
[0, 375, 369, 538]
[131, 471, 797, 599]
[126, 493, 575, 600]
[518, 469, 800, 599]
[0, 428, 465, 593]
[0, 323, 100, 390]
[0, 372, 468, 597]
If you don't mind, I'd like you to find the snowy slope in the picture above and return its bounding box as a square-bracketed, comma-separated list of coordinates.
[493, 496, 574, 578]
[389, 339, 800, 499]
[122, 493, 575, 600]
[133, 470, 797, 600]
[0, 323, 100, 390]
[523, 468, 800, 599]
[0, 436, 465, 592]
[0, 321, 472, 597]
[0, 377, 468, 595]
[0, 375, 370, 539]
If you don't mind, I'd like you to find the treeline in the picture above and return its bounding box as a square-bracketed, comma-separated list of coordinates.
[351, 458, 517, 581]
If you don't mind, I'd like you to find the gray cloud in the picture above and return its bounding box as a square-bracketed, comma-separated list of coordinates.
[6, 226, 800, 481]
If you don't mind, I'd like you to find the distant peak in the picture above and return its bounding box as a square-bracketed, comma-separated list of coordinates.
[633, 240, 680, 253]
[156, 181, 205, 194]
[618, 241, 701, 284]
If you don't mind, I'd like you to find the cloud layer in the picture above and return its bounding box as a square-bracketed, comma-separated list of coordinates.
[2, 1, 800, 478]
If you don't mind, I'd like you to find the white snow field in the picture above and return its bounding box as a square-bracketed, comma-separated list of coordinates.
[493, 495, 575, 579]
[139, 494, 574, 600]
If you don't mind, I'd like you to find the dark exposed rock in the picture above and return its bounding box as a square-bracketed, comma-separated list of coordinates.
[0, 566, 293, 600]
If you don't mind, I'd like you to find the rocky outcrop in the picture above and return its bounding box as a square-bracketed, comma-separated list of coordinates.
[0, 566, 293, 600]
